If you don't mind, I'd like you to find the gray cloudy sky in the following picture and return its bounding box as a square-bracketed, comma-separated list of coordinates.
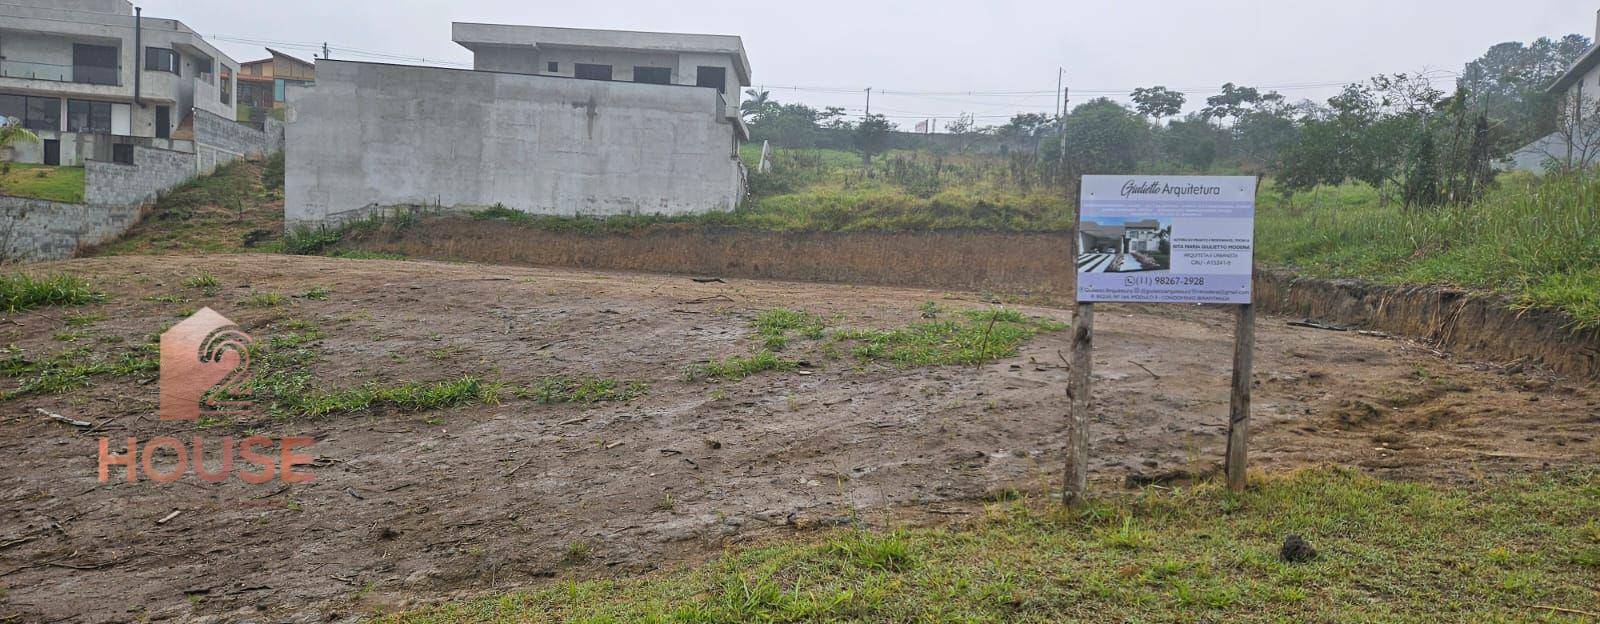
[144, 0, 1592, 129]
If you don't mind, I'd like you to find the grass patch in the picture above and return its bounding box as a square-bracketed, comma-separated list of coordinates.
[516, 377, 650, 404]
[0, 273, 103, 312]
[1258, 171, 1600, 328]
[380, 468, 1600, 623]
[686, 349, 798, 381]
[835, 308, 1066, 367]
[0, 344, 157, 399]
[0, 164, 84, 202]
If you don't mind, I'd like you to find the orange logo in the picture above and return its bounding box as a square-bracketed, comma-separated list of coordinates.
[159, 307, 253, 421]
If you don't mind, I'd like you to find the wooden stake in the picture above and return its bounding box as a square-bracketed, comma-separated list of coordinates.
[1063, 302, 1094, 507]
[1226, 303, 1255, 491]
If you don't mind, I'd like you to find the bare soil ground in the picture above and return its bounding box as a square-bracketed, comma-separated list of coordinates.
[1, 255, 1595, 623]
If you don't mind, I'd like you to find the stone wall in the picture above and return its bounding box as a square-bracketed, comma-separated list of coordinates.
[0, 196, 142, 262]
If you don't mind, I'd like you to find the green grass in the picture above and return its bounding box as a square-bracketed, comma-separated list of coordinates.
[687, 307, 1066, 381]
[0, 163, 84, 202]
[1257, 172, 1600, 328]
[517, 377, 651, 404]
[835, 308, 1067, 367]
[0, 343, 157, 399]
[381, 468, 1600, 623]
[89, 158, 283, 255]
[0, 273, 104, 312]
[686, 349, 797, 381]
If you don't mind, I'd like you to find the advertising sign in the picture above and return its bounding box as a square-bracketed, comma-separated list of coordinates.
[1076, 175, 1257, 304]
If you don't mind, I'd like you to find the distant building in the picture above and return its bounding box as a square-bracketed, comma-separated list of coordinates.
[0, 0, 238, 165]
[286, 23, 752, 228]
[236, 48, 314, 123]
[1509, 10, 1600, 171]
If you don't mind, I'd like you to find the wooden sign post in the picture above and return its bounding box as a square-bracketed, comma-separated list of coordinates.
[1064, 175, 1259, 506]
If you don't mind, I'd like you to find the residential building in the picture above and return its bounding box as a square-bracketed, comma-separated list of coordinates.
[286, 23, 752, 228]
[1509, 9, 1600, 171]
[236, 48, 314, 123]
[0, 0, 239, 165]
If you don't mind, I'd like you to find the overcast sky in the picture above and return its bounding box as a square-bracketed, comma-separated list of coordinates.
[143, 0, 1592, 129]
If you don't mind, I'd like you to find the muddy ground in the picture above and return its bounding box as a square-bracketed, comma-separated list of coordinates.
[1, 255, 1595, 623]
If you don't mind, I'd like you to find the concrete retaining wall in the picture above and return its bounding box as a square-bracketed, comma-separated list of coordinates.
[193, 107, 281, 175]
[285, 60, 745, 228]
[0, 195, 143, 262]
[2, 145, 198, 262]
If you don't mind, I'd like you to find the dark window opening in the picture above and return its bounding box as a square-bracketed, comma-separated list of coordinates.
[112, 143, 134, 165]
[220, 68, 233, 104]
[547, 61, 559, 73]
[67, 99, 113, 133]
[574, 63, 612, 81]
[72, 43, 119, 85]
[0, 94, 22, 125]
[43, 139, 60, 166]
[18, 96, 60, 131]
[633, 66, 671, 85]
[194, 57, 213, 76]
[145, 47, 180, 74]
[695, 66, 726, 93]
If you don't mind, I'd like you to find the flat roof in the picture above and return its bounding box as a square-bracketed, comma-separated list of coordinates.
[452, 22, 750, 85]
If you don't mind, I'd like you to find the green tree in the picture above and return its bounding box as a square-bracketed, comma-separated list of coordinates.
[854, 114, 895, 164]
[1062, 98, 1151, 174]
[1130, 86, 1187, 122]
[740, 89, 774, 120]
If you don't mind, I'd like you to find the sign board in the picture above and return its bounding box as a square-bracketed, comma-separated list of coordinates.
[1076, 175, 1257, 304]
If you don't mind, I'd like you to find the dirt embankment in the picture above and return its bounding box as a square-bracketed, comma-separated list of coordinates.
[346, 218, 1600, 378]
[345, 217, 1075, 297]
[1, 255, 1594, 622]
[1254, 269, 1600, 379]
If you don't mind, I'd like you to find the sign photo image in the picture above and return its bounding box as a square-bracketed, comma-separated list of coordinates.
[1076, 216, 1172, 273]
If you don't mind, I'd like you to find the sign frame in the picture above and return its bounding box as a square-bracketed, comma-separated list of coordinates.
[1063, 175, 1259, 507]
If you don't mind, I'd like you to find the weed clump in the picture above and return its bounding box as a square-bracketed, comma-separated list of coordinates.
[0, 273, 104, 312]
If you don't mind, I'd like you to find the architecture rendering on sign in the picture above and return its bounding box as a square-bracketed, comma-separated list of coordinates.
[285, 23, 752, 228]
[1509, 10, 1600, 171]
[236, 48, 314, 123]
[0, 0, 239, 165]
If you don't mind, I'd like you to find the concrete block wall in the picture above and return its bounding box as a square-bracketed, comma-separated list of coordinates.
[0, 196, 142, 262]
[286, 60, 744, 228]
[84, 145, 197, 206]
[192, 107, 281, 174]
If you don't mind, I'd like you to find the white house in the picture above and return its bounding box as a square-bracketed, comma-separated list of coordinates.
[1509, 10, 1600, 171]
[285, 24, 752, 228]
[0, 0, 239, 165]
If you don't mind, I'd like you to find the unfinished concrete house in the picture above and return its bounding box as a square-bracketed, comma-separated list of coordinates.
[285, 23, 752, 228]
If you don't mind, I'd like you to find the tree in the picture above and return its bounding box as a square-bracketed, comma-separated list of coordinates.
[994, 113, 1054, 137]
[1130, 86, 1187, 122]
[1533, 92, 1600, 172]
[0, 117, 39, 163]
[1456, 35, 1590, 146]
[1062, 98, 1151, 174]
[739, 89, 774, 120]
[854, 114, 895, 164]
[1200, 83, 1263, 121]
[944, 113, 976, 134]
[1163, 114, 1229, 171]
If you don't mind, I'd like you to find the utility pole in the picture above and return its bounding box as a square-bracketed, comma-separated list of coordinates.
[864, 87, 872, 118]
[322, 42, 331, 60]
[1056, 67, 1064, 119]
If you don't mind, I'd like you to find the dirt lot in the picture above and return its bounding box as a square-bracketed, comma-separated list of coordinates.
[1, 255, 1595, 623]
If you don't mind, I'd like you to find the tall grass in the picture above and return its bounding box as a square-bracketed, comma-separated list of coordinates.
[1257, 171, 1600, 328]
[0, 273, 103, 312]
